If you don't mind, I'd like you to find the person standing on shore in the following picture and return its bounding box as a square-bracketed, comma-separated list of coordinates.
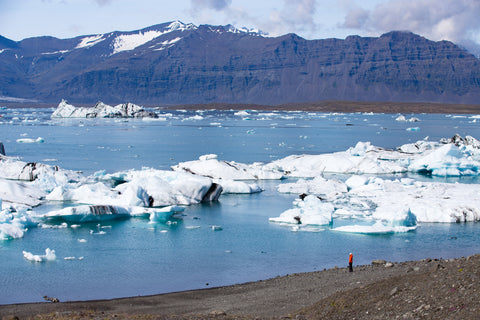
[349, 253, 353, 272]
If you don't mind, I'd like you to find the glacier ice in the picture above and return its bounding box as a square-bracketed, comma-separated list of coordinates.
[269, 195, 334, 226]
[172, 154, 284, 180]
[51, 100, 157, 119]
[23, 248, 56, 262]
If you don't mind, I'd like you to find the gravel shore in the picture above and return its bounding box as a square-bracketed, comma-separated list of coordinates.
[2, 253, 479, 319]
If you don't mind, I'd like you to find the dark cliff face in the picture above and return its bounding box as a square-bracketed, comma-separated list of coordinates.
[1, 22, 479, 105]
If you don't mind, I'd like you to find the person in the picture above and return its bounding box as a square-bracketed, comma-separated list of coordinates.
[348, 253, 353, 272]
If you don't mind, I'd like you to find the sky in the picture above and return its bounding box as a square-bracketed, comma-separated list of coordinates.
[1, 0, 480, 55]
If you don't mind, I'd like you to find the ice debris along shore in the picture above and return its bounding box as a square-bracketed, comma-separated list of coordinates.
[2, 134, 480, 240]
[51, 99, 158, 118]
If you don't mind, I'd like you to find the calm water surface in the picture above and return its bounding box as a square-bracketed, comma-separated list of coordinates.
[1, 107, 480, 304]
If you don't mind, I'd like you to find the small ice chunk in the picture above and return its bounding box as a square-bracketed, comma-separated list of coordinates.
[23, 248, 56, 262]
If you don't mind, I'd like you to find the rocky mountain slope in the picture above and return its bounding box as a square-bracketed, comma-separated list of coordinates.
[1, 21, 479, 105]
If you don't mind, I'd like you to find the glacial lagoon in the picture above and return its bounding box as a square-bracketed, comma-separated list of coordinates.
[1, 106, 480, 304]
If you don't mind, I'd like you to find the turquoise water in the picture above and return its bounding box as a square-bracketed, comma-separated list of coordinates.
[1, 108, 480, 304]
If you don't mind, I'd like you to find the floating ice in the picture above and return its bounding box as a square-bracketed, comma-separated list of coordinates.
[270, 195, 334, 226]
[172, 154, 283, 180]
[16, 137, 44, 143]
[214, 179, 263, 194]
[277, 176, 347, 200]
[408, 144, 479, 176]
[396, 115, 420, 122]
[341, 176, 480, 223]
[51, 100, 157, 118]
[52, 168, 222, 207]
[44, 205, 131, 223]
[23, 248, 56, 262]
[332, 221, 417, 234]
[265, 142, 407, 177]
[266, 135, 480, 177]
[148, 205, 185, 223]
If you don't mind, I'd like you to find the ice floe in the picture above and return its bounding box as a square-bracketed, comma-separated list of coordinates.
[172, 154, 284, 180]
[23, 248, 56, 262]
[332, 221, 417, 234]
[265, 135, 480, 177]
[269, 195, 334, 226]
[3, 134, 480, 241]
[51, 100, 158, 118]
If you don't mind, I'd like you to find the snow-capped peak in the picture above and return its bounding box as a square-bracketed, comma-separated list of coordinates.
[111, 20, 196, 55]
[207, 24, 267, 36]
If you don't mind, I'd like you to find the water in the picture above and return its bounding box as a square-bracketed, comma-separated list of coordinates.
[1, 107, 480, 304]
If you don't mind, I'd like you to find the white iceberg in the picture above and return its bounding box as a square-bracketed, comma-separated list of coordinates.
[0, 178, 45, 207]
[23, 248, 56, 262]
[269, 195, 334, 226]
[408, 144, 480, 176]
[341, 176, 480, 223]
[332, 221, 417, 234]
[265, 142, 408, 177]
[16, 137, 44, 143]
[51, 100, 157, 118]
[148, 205, 185, 223]
[172, 154, 283, 180]
[43, 205, 131, 222]
[213, 179, 263, 194]
[49, 168, 222, 207]
[265, 136, 480, 178]
[277, 176, 347, 199]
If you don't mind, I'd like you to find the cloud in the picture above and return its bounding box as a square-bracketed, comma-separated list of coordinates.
[189, 0, 319, 38]
[341, 0, 480, 54]
[190, 0, 232, 11]
[93, 0, 113, 5]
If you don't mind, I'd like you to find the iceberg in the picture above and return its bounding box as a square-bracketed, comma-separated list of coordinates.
[16, 137, 44, 143]
[269, 195, 334, 226]
[50, 168, 222, 207]
[265, 142, 408, 177]
[213, 179, 263, 194]
[51, 100, 158, 119]
[277, 176, 347, 200]
[172, 154, 283, 180]
[341, 176, 480, 223]
[22, 248, 56, 262]
[0, 178, 45, 207]
[148, 206, 185, 223]
[332, 221, 417, 234]
[44, 205, 131, 223]
[265, 135, 480, 178]
[408, 144, 479, 176]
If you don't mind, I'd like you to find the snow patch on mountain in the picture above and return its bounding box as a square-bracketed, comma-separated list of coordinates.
[111, 21, 195, 55]
[76, 34, 105, 49]
[154, 37, 182, 51]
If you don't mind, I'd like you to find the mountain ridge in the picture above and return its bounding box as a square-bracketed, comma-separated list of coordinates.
[1, 21, 479, 105]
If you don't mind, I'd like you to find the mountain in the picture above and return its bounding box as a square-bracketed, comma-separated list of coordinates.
[1, 21, 480, 105]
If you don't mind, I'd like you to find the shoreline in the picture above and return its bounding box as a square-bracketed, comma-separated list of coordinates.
[2, 253, 479, 319]
[2, 100, 480, 114]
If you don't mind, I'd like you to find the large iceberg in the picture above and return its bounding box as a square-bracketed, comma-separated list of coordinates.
[265, 135, 480, 178]
[171, 154, 284, 180]
[264, 142, 408, 177]
[51, 100, 158, 118]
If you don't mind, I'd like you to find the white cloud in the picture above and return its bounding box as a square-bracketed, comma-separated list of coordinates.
[342, 0, 480, 54]
[190, 0, 232, 11]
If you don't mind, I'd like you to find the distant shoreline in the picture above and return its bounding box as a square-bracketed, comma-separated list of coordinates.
[3, 100, 480, 114]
